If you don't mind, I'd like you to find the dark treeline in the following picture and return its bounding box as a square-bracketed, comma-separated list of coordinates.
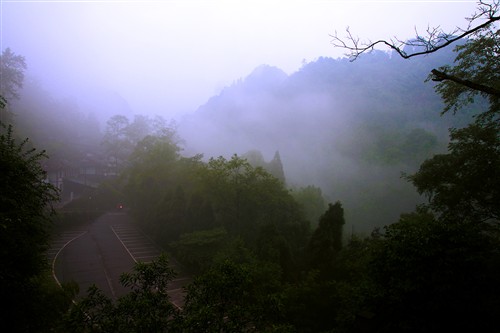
[1, 5, 500, 331]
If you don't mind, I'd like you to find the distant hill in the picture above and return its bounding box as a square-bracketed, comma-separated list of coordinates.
[178, 49, 477, 232]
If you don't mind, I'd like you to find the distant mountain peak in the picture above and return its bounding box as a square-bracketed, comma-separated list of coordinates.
[247, 64, 287, 79]
[243, 64, 288, 91]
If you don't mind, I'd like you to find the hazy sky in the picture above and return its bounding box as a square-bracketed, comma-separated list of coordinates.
[1, 0, 478, 119]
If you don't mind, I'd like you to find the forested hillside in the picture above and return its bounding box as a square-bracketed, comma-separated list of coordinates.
[2, 1, 499, 331]
[7, 44, 480, 233]
[5, 43, 480, 233]
[178, 47, 477, 232]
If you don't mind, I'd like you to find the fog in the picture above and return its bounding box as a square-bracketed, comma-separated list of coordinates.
[3, 1, 475, 120]
[2, 1, 479, 232]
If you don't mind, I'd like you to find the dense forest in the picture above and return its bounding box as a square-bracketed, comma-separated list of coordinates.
[1, 2, 499, 331]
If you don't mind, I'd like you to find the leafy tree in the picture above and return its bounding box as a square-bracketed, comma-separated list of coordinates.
[431, 23, 500, 120]
[102, 114, 132, 171]
[331, 234, 381, 332]
[180, 259, 255, 332]
[0, 48, 26, 124]
[123, 132, 206, 245]
[197, 154, 311, 280]
[126, 114, 151, 144]
[256, 222, 296, 281]
[242, 150, 286, 183]
[170, 227, 228, 273]
[404, 11, 500, 223]
[0, 48, 27, 101]
[328, 4, 500, 332]
[202, 155, 307, 240]
[407, 122, 500, 222]
[281, 271, 340, 333]
[201, 155, 256, 232]
[102, 114, 179, 172]
[364, 212, 500, 332]
[301, 212, 500, 333]
[124, 133, 182, 213]
[291, 185, 327, 225]
[154, 185, 188, 240]
[184, 191, 216, 232]
[0, 119, 63, 332]
[364, 127, 438, 166]
[64, 254, 178, 333]
[180, 254, 284, 332]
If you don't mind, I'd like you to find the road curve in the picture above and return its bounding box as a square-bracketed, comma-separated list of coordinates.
[51, 212, 190, 307]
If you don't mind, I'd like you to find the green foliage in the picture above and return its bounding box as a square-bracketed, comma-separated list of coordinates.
[55, 18, 500, 333]
[201, 155, 307, 242]
[170, 227, 228, 273]
[433, 27, 500, 119]
[306, 201, 345, 277]
[256, 223, 294, 280]
[0, 48, 26, 101]
[181, 47, 464, 234]
[27, 276, 78, 333]
[102, 114, 132, 169]
[123, 133, 190, 240]
[291, 185, 327, 225]
[184, 191, 216, 232]
[325, 21, 500, 333]
[202, 154, 261, 231]
[195, 154, 310, 277]
[364, 127, 438, 165]
[362, 213, 500, 332]
[407, 122, 500, 221]
[64, 254, 178, 333]
[331, 235, 380, 332]
[102, 114, 179, 172]
[287, 213, 500, 333]
[334, 18, 500, 333]
[243, 150, 286, 183]
[181, 259, 255, 332]
[0, 121, 61, 331]
[180, 254, 284, 333]
[120, 131, 254, 269]
[280, 271, 341, 333]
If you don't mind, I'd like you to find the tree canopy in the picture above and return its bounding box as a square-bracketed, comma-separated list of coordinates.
[0, 117, 66, 331]
[0, 48, 26, 101]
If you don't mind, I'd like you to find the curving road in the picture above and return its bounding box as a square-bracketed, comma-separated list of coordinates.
[49, 212, 190, 308]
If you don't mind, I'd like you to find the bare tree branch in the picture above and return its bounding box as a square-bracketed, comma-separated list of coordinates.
[331, 1, 500, 100]
[331, 0, 500, 61]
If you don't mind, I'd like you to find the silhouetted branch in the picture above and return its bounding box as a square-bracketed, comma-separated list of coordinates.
[331, 0, 500, 61]
[431, 69, 500, 97]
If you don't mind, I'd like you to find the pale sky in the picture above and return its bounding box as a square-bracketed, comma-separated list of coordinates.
[1, 0, 478, 119]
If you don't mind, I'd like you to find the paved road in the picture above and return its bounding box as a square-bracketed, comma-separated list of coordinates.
[49, 212, 190, 309]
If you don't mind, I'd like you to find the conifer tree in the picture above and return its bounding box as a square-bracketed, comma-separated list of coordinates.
[307, 201, 345, 277]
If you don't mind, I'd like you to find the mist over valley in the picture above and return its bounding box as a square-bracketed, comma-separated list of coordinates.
[3, 1, 500, 331]
[7, 46, 476, 233]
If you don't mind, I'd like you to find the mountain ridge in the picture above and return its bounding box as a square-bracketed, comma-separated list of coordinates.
[178, 48, 473, 231]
